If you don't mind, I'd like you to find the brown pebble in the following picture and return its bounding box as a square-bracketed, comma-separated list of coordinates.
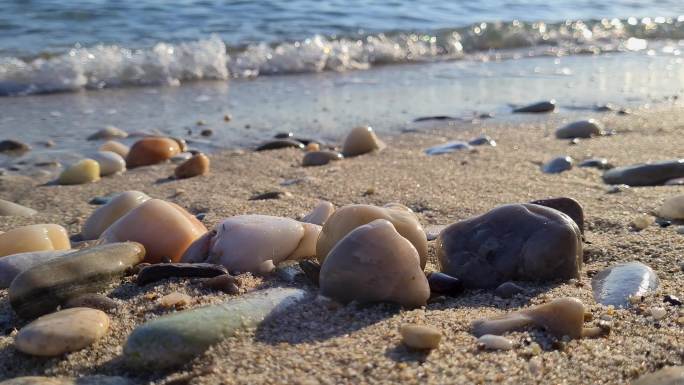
[174, 153, 210, 179]
[159, 292, 192, 309]
[63, 293, 118, 312]
[202, 274, 239, 294]
[126, 137, 181, 168]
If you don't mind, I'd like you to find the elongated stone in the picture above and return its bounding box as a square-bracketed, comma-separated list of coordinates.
[87, 126, 128, 141]
[400, 324, 441, 349]
[136, 263, 228, 286]
[542, 156, 573, 174]
[0, 224, 70, 257]
[301, 201, 335, 225]
[427, 272, 464, 296]
[0, 139, 31, 153]
[602, 159, 684, 186]
[513, 100, 556, 113]
[0, 199, 36, 216]
[9, 242, 145, 319]
[425, 141, 473, 156]
[555, 119, 604, 139]
[256, 139, 304, 151]
[0, 250, 72, 288]
[578, 158, 613, 170]
[82, 191, 151, 240]
[591, 262, 659, 308]
[302, 151, 342, 166]
[124, 287, 306, 369]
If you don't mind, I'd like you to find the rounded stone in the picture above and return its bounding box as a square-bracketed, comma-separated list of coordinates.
[174, 153, 210, 179]
[555, 119, 604, 139]
[427, 272, 464, 296]
[64, 294, 118, 312]
[319, 219, 429, 308]
[437, 204, 582, 289]
[477, 334, 513, 350]
[469, 135, 497, 147]
[305, 142, 320, 152]
[632, 214, 654, 230]
[87, 126, 128, 141]
[0, 224, 70, 258]
[0, 139, 31, 153]
[658, 195, 684, 220]
[99, 140, 130, 158]
[82, 191, 151, 240]
[126, 137, 181, 168]
[400, 324, 441, 349]
[341, 126, 385, 157]
[57, 159, 101, 185]
[542, 156, 573, 174]
[15, 307, 110, 356]
[602, 159, 684, 186]
[88, 151, 126, 176]
[0, 199, 36, 217]
[578, 158, 612, 170]
[302, 151, 343, 167]
[494, 281, 525, 298]
[159, 292, 192, 308]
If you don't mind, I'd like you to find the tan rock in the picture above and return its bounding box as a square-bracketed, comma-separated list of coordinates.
[0, 224, 70, 257]
[658, 195, 684, 219]
[400, 324, 441, 349]
[82, 191, 151, 239]
[57, 159, 100, 185]
[159, 292, 192, 308]
[174, 153, 210, 179]
[341, 126, 385, 157]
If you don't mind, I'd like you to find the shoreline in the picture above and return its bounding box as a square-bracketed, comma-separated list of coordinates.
[1, 105, 683, 383]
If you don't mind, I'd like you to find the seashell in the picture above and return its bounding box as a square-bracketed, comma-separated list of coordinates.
[341, 126, 385, 157]
[100, 199, 207, 263]
[182, 215, 320, 273]
[0, 224, 70, 258]
[320, 219, 429, 308]
[472, 297, 592, 339]
[301, 201, 335, 225]
[302, 151, 343, 166]
[87, 126, 128, 140]
[174, 153, 210, 179]
[99, 140, 130, 158]
[82, 191, 151, 240]
[57, 159, 101, 185]
[555, 119, 604, 139]
[0, 199, 36, 216]
[125, 137, 181, 168]
[88, 151, 126, 176]
[437, 204, 582, 289]
[658, 195, 684, 219]
[316, 203, 428, 269]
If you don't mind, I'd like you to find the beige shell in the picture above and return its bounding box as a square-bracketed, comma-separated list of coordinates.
[319, 219, 429, 308]
[341, 126, 385, 157]
[0, 224, 70, 258]
[316, 203, 427, 269]
[82, 191, 151, 240]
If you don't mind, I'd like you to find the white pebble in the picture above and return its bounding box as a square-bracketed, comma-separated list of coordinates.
[650, 307, 667, 320]
[477, 334, 513, 350]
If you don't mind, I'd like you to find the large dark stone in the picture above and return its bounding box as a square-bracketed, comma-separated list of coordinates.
[0, 140, 31, 153]
[530, 197, 584, 233]
[602, 159, 684, 186]
[436, 204, 582, 289]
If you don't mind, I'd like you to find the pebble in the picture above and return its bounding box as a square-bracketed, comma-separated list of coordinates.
[9, 242, 145, 319]
[123, 287, 306, 369]
[200, 129, 213, 137]
[632, 366, 684, 385]
[223, 114, 232, 121]
[87, 126, 128, 140]
[658, 195, 684, 219]
[301, 201, 335, 225]
[125, 137, 181, 168]
[0, 139, 31, 153]
[0, 250, 72, 288]
[477, 334, 513, 350]
[302, 151, 343, 166]
[468, 135, 496, 147]
[0, 376, 133, 385]
[88, 151, 126, 176]
[426, 272, 464, 296]
[513, 100, 556, 113]
[101, 199, 207, 263]
[181, 214, 320, 273]
[578, 158, 613, 170]
[664, 295, 682, 306]
[202, 274, 239, 294]
[305, 142, 320, 152]
[82, 190, 151, 240]
[650, 307, 667, 320]
[15, 307, 109, 356]
[137, 263, 228, 286]
[64, 293, 118, 312]
[159, 292, 192, 308]
[298, 260, 321, 286]
[174, 153, 210, 179]
[57, 159, 101, 185]
[320, 219, 429, 308]
[249, 190, 293, 200]
[607, 184, 630, 194]
[400, 324, 442, 349]
[631, 214, 654, 230]
[677, 226, 684, 235]
[0, 224, 70, 258]
[472, 297, 589, 339]
[316, 203, 427, 269]
[341, 126, 385, 157]
[530, 196, 584, 233]
[555, 119, 604, 139]
[255, 139, 305, 151]
[591, 262, 659, 308]
[494, 281, 525, 298]
[413, 115, 460, 122]
[0, 199, 36, 216]
[602, 159, 684, 186]
[437, 204, 582, 288]
[542, 156, 573, 173]
[99, 140, 130, 158]
[424, 141, 474, 155]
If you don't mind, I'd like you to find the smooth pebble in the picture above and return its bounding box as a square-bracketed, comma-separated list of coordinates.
[400, 324, 441, 349]
[57, 159, 101, 185]
[477, 334, 513, 350]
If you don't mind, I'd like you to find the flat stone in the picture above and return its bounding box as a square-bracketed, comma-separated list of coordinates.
[425, 141, 473, 156]
[579, 158, 613, 170]
[255, 139, 304, 151]
[530, 197, 584, 233]
[15, 307, 110, 356]
[494, 281, 525, 298]
[0, 199, 36, 216]
[555, 119, 604, 139]
[602, 159, 684, 186]
[632, 366, 684, 385]
[413, 115, 461, 122]
[124, 287, 306, 369]
[400, 324, 441, 349]
[0, 140, 31, 153]
[427, 272, 464, 296]
[477, 334, 513, 350]
[137, 263, 228, 286]
[9, 242, 145, 319]
[513, 100, 556, 113]
[542, 156, 573, 173]
[0, 250, 72, 288]
[468, 135, 496, 147]
[64, 293, 118, 312]
[591, 262, 659, 308]
[0, 376, 133, 385]
[437, 204, 582, 289]
[302, 151, 343, 166]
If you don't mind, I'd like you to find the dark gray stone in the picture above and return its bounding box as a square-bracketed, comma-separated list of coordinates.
[542, 156, 573, 173]
[602, 159, 684, 186]
[255, 139, 305, 151]
[513, 100, 556, 113]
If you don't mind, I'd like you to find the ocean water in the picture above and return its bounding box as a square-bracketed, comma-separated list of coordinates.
[1, 0, 683, 95]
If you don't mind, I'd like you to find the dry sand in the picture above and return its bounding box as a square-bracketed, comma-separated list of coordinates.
[0, 105, 683, 384]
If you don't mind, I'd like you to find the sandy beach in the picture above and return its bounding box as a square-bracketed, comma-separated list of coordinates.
[0, 104, 682, 384]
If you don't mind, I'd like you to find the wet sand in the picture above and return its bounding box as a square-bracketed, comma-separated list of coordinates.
[0, 105, 683, 384]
